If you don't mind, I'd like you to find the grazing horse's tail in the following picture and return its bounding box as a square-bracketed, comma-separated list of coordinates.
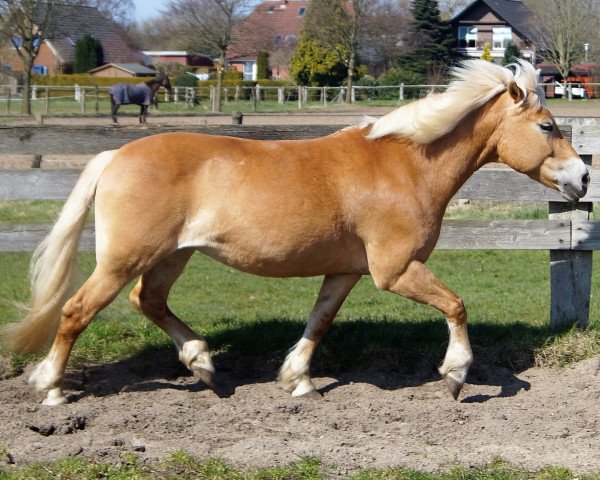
[0, 150, 115, 353]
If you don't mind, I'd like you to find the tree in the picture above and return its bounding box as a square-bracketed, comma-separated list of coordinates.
[163, 0, 254, 112]
[502, 41, 521, 65]
[73, 34, 104, 73]
[256, 50, 269, 80]
[480, 42, 493, 62]
[0, 0, 84, 115]
[525, 0, 600, 80]
[291, 34, 347, 86]
[302, 0, 378, 103]
[87, 0, 135, 26]
[396, 0, 454, 83]
[361, 0, 411, 75]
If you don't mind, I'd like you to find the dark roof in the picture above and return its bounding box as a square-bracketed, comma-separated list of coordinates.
[452, 0, 539, 44]
[88, 63, 157, 75]
[44, 5, 143, 66]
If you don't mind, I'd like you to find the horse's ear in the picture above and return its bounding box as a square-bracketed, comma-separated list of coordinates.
[507, 81, 524, 103]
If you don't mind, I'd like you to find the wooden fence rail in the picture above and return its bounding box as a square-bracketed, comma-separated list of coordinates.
[0, 122, 599, 328]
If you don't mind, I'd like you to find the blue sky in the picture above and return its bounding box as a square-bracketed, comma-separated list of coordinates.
[132, 0, 164, 22]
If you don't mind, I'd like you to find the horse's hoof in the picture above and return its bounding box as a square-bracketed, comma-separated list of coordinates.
[444, 375, 464, 400]
[192, 366, 215, 391]
[42, 387, 68, 406]
[295, 389, 323, 400]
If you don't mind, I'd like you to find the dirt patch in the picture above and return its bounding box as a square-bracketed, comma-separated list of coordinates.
[0, 352, 599, 476]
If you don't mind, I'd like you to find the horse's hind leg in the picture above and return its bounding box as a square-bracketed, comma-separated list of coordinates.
[279, 273, 361, 398]
[128, 249, 214, 388]
[28, 267, 130, 405]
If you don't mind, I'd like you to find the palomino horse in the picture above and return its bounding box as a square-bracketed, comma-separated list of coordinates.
[1, 60, 589, 405]
[108, 74, 171, 124]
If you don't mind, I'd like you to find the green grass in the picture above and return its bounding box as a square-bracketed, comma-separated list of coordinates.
[1, 454, 599, 480]
[1, 245, 599, 376]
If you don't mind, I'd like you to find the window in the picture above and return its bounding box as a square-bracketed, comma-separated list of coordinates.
[267, 5, 274, 12]
[32, 66, 48, 75]
[284, 34, 298, 46]
[274, 34, 282, 46]
[243, 61, 255, 81]
[11, 36, 22, 48]
[492, 27, 512, 49]
[458, 26, 477, 48]
[298, 7, 306, 15]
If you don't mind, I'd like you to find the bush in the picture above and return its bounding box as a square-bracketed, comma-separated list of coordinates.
[173, 73, 198, 87]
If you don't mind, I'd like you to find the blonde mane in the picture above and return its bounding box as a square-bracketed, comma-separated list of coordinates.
[366, 59, 542, 144]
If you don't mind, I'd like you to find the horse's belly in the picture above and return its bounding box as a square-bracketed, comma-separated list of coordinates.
[177, 213, 367, 277]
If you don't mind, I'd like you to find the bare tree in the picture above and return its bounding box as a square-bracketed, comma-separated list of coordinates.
[438, 0, 468, 19]
[87, 0, 135, 26]
[525, 0, 600, 80]
[362, 0, 410, 75]
[163, 0, 254, 112]
[0, 0, 84, 114]
[303, 0, 379, 103]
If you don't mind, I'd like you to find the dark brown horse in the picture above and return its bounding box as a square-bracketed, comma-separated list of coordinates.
[1, 60, 589, 405]
[108, 74, 171, 124]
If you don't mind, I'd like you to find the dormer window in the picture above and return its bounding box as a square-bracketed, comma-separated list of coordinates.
[267, 5, 275, 12]
[492, 27, 512, 49]
[298, 7, 306, 15]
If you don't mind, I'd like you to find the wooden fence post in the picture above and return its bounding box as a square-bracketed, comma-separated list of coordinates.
[549, 150, 593, 328]
[44, 87, 49, 114]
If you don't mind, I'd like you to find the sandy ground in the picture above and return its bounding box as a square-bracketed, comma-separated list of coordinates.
[0, 353, 599, 476]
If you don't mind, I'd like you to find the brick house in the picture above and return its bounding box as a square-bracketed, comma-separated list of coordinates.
[1, 4, 143, 75]
[451, 0, 538, 64]
[228, 0, 310, 80]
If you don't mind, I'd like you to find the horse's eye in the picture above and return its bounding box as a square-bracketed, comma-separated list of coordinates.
[539, 122, 554, 133]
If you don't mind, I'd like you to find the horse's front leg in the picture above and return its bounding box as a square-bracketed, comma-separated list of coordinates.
[110, 97, 119, 124]
[139, 105, 147, 124]
[279, 273, 361, 398]
[371, 259, 473, 400]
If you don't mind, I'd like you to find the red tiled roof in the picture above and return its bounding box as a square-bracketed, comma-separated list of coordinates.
[229, 0, 310, 58]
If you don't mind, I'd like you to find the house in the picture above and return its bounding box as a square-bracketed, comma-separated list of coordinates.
[1, 4, 143, 75]
[451, 0, 538, 63]
[88, 63, 157, 77]
[143, 51, 214, 68]
[228, 0, 310, 80]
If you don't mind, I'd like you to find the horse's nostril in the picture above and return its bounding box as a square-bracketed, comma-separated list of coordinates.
[583, 172, 590, 185]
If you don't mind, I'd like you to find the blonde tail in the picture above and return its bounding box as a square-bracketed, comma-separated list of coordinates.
[1, 150, 114, 353]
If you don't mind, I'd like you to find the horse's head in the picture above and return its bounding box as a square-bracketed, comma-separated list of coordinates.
[151, 73, 171, 93]
[154, 74, 172, 93]
[493, 66, 589, 202]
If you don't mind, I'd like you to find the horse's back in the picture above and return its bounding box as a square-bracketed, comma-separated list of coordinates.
[109, 83, 153, 105]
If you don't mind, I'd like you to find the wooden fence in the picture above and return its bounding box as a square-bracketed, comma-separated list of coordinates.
[0, 121, 599, 328]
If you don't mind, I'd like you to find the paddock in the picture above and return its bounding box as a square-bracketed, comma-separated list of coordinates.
[0, 118, 599, 475]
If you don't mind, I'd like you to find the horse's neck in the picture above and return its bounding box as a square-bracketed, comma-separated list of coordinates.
[409, 106, 500, 209]
[147, 81, 160, 92]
